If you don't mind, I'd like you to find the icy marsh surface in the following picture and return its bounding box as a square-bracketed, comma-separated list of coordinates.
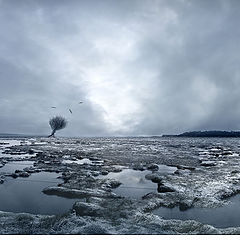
[1, 136, 240, 234]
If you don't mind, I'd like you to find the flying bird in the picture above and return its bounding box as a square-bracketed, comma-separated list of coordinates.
[69, 109, 72, 114]
[51, 107, 56, 108]
[79, 101, 83, 104]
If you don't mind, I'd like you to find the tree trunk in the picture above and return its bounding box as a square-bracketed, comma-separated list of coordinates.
[48, 129, 56, 138]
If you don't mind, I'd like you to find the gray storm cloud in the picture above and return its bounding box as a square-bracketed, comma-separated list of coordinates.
[0, 0, 239, 136]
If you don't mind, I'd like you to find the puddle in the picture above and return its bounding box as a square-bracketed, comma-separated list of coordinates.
[154, 194, 240, 228]
[100, 169, 157, 199]
[0, 161, 34, 173]
[63, 158, 92, 165]
[157, 165, 177, 175]
[0, 172, 77, 215]
[62, 158, 103, 166]
[98, 165, 177, 199]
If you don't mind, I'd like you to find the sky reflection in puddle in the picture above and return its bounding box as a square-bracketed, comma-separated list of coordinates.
[0, 172, 77, 215]
[154, 194, 240, 228]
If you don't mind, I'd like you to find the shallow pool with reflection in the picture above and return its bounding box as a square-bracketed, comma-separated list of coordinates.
[0, 172, 77, 215]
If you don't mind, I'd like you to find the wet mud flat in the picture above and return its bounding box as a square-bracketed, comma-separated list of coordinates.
[1, 137, 240, 234]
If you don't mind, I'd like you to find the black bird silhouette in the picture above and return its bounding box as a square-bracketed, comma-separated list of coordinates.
[79, 101, 83, 104]
[69, 109, 72, 114]
[51, 107, 56, 108]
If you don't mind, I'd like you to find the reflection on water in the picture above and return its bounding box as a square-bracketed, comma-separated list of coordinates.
[154, 194, 240, 228]
[100, 169, 157, 199]
[157, 164, 177, 175]
[62, 158, 92, 165]
[0, 172, 77, 215]
[0, 161, 34, 173]
[99, 165, 177, 199]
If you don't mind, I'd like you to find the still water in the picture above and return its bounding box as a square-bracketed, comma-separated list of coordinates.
[154, 195, 240, 228]
[99, 165, 177, 199]
[0, 172, 77, 215]
[105, 169, 157, 199]
[0, 161, 34, 173]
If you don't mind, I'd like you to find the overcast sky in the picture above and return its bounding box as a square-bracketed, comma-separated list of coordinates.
[0, 0, 240, 136]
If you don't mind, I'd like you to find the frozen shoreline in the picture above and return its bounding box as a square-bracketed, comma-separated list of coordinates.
[0, 137, 240, 234]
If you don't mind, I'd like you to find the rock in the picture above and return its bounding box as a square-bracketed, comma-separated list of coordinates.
[89, 157, 100, 161]
[147, 164, 159, 171]
[222, 151, 232, 156]
[72, 202, 104, 217]
[168, 164, 195, 171]
[219, 188, 240, 199]
[101, 170, 109, 175]
[42, 186, 121, 199]
[15, 170, 22, 173]
[81, 224, 109, 235]
[11, 173, 18, 178]
[45, 169, 55, 173]
[132, 164, 145, 171]
[157, 184, 175, 193]
[25, 168, 36, 173]
[28, 149, 35, 154]
[177, 165, 195, 171]
[142, 192, 159, 199]
[0, 179, 4, 184]
[106, 179, 122, 188]
[201, 161, 217, 167]
[91, 171, 100, 177]
[19, 172, 30, 178]
[112, 168, 122, 173]
[145, 173, 164, 183]
[174, 169, 191, 175]
[179, 201, 192, 211]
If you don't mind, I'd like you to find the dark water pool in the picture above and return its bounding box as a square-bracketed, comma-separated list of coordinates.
[108, 169, 157, 199]
[154, 194, 240, 228]
[99, 168, 156, 199]
[99, 165, 177, 199]
[0, 161, 34, 173]
[0, 172, 77, 215]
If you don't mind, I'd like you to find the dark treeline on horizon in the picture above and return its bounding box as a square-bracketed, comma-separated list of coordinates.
[162, 131, 240, 138]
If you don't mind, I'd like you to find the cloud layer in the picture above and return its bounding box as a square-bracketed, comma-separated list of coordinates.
[0, 0, 240, 136]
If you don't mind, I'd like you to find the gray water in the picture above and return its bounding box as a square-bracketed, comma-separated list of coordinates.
[0, 161, 34, 173]
[154, 194, 240, 228]
[101, 169, 157, 199]
[99, 165, 177, 199]
[0, 172, 77, 215]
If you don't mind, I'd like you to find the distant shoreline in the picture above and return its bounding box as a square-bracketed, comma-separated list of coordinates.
[0, 133, 45, 138]
[162, 131, 240, 138]
[1, 131, 240, 138]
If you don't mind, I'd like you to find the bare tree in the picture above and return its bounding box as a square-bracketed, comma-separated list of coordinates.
[48, 116, 67, 137]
